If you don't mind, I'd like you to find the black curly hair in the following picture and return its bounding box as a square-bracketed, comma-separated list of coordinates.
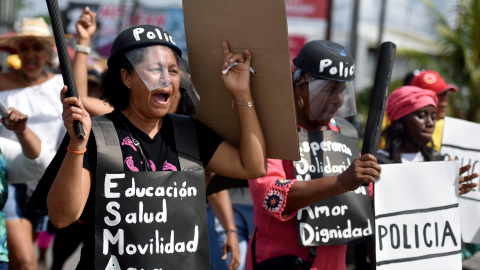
[383, 118, 434, 163]
[99, 53, 135, 111]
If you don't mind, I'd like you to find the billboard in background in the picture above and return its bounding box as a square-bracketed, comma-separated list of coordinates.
[65, 2, 187, 58]
[286, 0, 329, 19]
[63, 2, 327, 62]
[285, 0, 329, 60]
[288, 35, 307, 59]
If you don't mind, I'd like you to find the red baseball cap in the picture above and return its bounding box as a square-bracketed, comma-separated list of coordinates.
[410, 70, 458, 94]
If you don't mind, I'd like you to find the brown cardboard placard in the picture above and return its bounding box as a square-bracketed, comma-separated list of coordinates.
[182, 0, 299, 161]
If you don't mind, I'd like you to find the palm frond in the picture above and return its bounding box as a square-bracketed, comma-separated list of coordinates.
[404, 0, 480, 122]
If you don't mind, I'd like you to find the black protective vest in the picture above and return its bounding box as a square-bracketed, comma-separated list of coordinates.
[91, 114, 210, 270]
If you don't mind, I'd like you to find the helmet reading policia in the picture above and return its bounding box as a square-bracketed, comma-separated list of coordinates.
[108, 25, 200, 106]
[293, 40, 357, 120]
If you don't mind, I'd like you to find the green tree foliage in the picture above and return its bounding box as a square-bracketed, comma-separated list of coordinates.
[396, 0, 480, 122]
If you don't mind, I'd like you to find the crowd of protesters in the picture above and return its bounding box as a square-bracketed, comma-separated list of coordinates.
[0, 6, 478, 270]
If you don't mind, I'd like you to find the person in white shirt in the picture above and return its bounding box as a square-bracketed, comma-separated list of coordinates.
[0, 107, 55, 268]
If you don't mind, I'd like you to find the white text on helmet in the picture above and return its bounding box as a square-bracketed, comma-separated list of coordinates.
[132, 27, 177, 45]
[319, 59, 355, 78]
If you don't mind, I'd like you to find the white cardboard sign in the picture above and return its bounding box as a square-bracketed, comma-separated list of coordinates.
[374, 161, 461, 270]
[441, 116, 480, 244]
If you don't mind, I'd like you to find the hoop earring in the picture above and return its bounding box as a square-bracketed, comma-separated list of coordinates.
[298, 96, 304, 109]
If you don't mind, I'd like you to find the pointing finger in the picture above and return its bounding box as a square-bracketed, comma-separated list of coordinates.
[244, 49, 252, 66]
[222, 41, 230, 56]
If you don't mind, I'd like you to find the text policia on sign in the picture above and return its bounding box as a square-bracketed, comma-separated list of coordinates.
[377, 220, 457, 251]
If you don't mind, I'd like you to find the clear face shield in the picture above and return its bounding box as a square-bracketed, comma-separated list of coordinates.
[179, 64, 200, 107]
[306, 79, 357, 120]
[125, 45, 200, 106]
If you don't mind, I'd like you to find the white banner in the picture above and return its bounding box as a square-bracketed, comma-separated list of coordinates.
[441, 116, 480, 244]
[375, 161, 461, 270]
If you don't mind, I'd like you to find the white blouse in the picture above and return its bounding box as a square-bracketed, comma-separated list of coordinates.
[0, 74, 66, 154]
[0, 137, 55, 183]
[377, 149, 425, 163]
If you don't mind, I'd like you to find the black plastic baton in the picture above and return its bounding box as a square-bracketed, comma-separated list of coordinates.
[46, 0, 86, 140]
[362, 42, 396, 156]
[361, 42, 396, 185]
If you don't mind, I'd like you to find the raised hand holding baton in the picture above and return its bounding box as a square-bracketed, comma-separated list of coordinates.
[361, 42, 396, 184]
[46, 0, 86, 140]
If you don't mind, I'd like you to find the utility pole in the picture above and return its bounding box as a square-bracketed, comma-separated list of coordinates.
[326, 0, 333, 41]
[0, 0, 17, 35]
[377, 0, 388, 50]
[129, 0, 140, 26]
[0, 0, 19, 71]
[349, 0, 360, 62]
[117, 0, 127, 34]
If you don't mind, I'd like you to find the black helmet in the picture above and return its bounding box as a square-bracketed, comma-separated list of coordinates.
[293, 40, 354, 82]
[107, 25, 182, 67]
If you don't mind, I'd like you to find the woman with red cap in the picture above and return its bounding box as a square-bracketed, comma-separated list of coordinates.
[409, 70, 458, 122]
[377, 85, 477, 195]
[409, 69, 458, 151]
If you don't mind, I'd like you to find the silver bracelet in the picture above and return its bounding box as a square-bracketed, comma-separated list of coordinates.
[232, 100, 254, 108]
[74, 44, 91, 54]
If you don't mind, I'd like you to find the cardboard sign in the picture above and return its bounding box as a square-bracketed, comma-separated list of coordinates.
[182, 0, 299, 161]
[95, 171, 210, 270]
[375, 161, 461, 269]
[441, 116, 480, 244]
[294, 130, 374, 246]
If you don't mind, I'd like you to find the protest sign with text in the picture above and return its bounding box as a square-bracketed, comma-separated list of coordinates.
[294, 130, 373, 246]
[94, 171, 209, 270]
[441, 116, 480, 244]
[375, 161, 461, 269]
[182, 0, 299, 161]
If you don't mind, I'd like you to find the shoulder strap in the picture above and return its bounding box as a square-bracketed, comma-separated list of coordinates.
[432, 150, 445, 161]
[334, 117, 358, 139]
[91, 115, 123, 171]
[251, 227, 258, 266]
[168, 114, 202, 170]
[304, 247, 317, 270]
[374, 152, 392, 164]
